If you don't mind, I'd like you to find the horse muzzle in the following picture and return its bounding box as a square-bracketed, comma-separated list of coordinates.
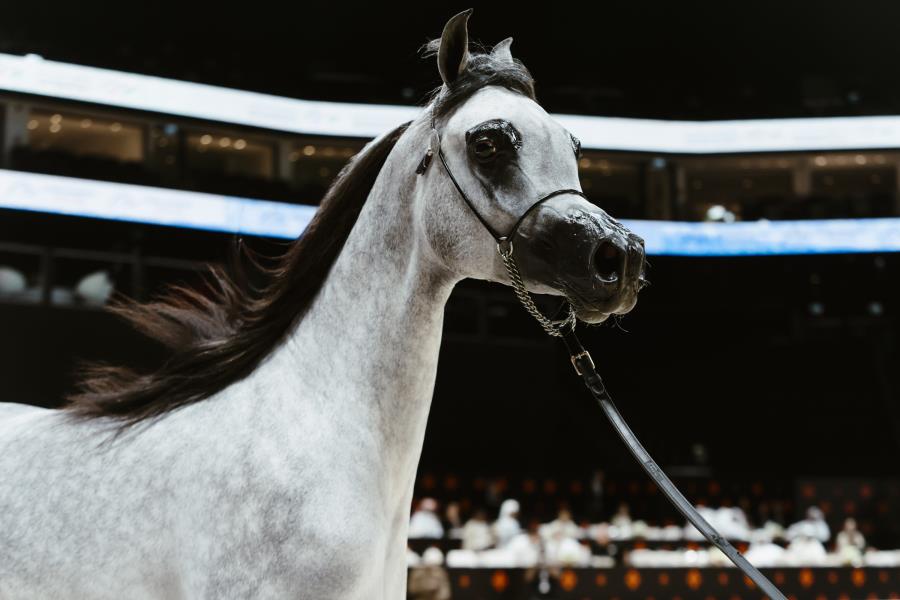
[515, 194, 647, 323]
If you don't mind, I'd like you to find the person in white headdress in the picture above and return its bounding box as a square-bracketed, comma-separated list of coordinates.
[492, 499, 522, 548]
[409, 498, 444, 539]
[785, 506, 830, 543]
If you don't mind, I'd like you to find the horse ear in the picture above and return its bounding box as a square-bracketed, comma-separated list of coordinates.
[437, 9, 472, 86]
[491, 37, 514, 64]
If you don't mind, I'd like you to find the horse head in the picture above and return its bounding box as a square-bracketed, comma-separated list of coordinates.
[415, 10, 647, 324]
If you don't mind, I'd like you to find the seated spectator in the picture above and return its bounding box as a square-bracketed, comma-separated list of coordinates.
[409, 498, 444, 539]
[493, 499, 522, 548]
[784, 534, 828, 566]
[744, 541, 786, 567]
[540, 507, 582, 541]
[506, 521, 543, 567]
[785, 506, 830, 543]
[836, 517, 865, 551]
[461, 508, 493, 551]
[610, 502, 634, 538]
[544, 526, 591, 567]
[443, 501, 463, 539]
[835, 517, 866, 566]
[407, 547, 451, 600]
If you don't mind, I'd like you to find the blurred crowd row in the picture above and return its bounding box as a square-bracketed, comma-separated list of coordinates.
[407, 497, 900, 570]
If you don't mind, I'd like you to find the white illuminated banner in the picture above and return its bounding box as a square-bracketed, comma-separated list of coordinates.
[1, 169, 899, 255]
[0, 169, 315, 238]
[4, 53, 900, 153]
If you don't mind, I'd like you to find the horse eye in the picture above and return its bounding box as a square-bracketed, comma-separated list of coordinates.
[473, 136, 497, 160]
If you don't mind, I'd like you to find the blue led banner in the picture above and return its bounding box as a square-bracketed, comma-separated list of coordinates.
[1, 170, 898, 256]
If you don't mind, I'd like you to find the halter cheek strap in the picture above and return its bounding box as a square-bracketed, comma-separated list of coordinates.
[420, 129, 581, 337]
[432, 141, 588, 250]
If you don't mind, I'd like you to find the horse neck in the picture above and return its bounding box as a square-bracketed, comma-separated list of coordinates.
[255, 125, 456, 495]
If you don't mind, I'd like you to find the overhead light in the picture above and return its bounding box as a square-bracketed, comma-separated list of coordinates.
[26, 119, 38, 130]
[80, 119, 92, 128]
[854, 155, 867, 165]
[233, 138, 246, 150]
[814, 156, 827, 166]
[302, 145, 316, 156]
[49, 123, 61, 133]
[75, 271, 114, 306]
[50, 114, 62, 124]
[200, 134, 212, 145]
[110, 122, 122, 132]
[0, 266, 27, 296]
[705, 204, 735, 223]
[219, 137, 231, 148]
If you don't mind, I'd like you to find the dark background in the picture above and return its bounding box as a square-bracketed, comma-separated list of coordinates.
[0, 2, 897, 514]
[3, 2, 900, 120]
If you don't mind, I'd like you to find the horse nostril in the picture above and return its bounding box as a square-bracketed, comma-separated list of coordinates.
[593, 240, 623, 283]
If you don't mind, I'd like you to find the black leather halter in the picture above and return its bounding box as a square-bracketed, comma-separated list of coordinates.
[421, 127, 588, 254]
[418, 125, 787, 600]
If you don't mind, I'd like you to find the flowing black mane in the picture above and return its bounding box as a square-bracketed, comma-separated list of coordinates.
[67, 41, 536, 426]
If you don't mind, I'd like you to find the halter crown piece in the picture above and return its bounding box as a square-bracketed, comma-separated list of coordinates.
[418, 117, 788, 600]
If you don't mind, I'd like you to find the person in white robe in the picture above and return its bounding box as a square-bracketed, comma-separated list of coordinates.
[492, 499, 522, 548]
[409, 498, 444, 539]
[785, 506, 830, 543]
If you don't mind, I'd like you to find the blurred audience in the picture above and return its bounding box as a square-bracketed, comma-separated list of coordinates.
[836, 517, 865, 552]
[408, 475, 900, 570]
[461, 508, 492, 551]
[407, 546, 451, 600]
[540, 507, 580, 542]
[443, 501, 463, 539]
[493, 499, 522, 548]
[409, 498, 444, 539]
[786, 506, 830, 543]
[835, 517, 866, 566]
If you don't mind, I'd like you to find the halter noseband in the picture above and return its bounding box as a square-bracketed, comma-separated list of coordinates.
[417, 125, 584, 336]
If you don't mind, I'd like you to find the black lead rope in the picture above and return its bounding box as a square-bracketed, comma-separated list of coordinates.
[560, 328, 786, 600]
[421, 129, 786, 599]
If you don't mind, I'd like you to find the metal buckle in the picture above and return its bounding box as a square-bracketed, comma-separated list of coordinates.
[570, 350, 594, 376]
[497, 238, 513, 258]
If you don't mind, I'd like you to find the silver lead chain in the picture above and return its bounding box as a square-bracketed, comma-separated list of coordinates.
[498, 242, 577, 337]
